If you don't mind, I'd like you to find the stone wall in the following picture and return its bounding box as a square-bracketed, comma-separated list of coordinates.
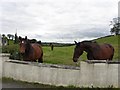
[0, 54, 119, 87]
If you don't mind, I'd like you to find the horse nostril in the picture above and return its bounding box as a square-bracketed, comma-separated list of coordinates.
[20, 52, 24, 56]
[73, 58, 77, 62]
[74, 60, 77, 62]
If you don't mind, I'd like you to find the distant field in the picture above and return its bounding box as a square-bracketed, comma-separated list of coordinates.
[2, 35, 119, 66]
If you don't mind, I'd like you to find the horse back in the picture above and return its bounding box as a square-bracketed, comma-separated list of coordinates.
[98, 44, 114, 59]
[91, 43, 114, 60]
[31, 43, 43, 59]
[101, 44, 114, 52]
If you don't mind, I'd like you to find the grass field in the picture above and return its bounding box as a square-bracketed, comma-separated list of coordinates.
[2, 35, 120, 66]
[43, 46, 75, 65]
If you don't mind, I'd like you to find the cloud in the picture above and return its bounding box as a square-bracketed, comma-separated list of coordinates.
[31, 25, 109, 43]
[0, 0, 119, 42]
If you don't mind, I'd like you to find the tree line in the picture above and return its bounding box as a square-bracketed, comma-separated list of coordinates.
[1, 33, 41, 46]
[1, 33, 19, 46]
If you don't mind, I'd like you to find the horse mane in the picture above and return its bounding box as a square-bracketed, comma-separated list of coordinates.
[82, 40, 98, 47]
[81, 40, 97, 44]
[76, 40, 97, 46]
[25, 40, 32, 54]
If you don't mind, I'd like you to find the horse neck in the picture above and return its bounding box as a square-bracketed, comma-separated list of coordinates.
[25, 43, 33, 55]
[83, 43, 94, 53]
[85, 42, 99, 52]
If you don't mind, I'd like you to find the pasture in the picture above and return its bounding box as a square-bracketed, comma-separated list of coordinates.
[2, 35, 120, 66]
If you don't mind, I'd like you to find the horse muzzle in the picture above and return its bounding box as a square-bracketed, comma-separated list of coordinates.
[73, 58, 78, 62]
[20, 52, 25, 56]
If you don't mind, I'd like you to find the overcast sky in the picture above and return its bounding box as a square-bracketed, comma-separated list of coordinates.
[0, 0, 119, 43]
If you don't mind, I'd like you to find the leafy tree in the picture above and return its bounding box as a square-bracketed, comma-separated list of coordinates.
[11, 35, 14, 40]
[37, 40, 41, 44]
[2, 34, 7, 46]
[110, 17, 120, 35]
[29, 39, 37, 43]
[7, 34, 13, 45]
[2, 34, 5, 38]
[7, 34, 11, 40]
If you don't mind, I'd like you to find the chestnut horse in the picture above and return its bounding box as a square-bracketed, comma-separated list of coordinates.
[73, 41, 114, 62]
[19, 36, 43, 63]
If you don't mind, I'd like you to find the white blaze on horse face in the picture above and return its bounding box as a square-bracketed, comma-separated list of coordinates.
[22, 41, 24, 44]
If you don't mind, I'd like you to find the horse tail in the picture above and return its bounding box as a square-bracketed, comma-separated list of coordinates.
[107, 44, 114, 60]
[38, 44, 43, 63]
[108, 44, 114, 53]
[39, 51, 43, 63]
[111, 46, 114, 60]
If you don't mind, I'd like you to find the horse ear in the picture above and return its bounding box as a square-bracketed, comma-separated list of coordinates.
[25, 36, 27, 40]
[74, 41, 77, 45]
[19, 36, 22, 41]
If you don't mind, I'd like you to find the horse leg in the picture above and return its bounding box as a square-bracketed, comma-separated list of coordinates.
[108, 45, 114, 61]
[38, 53, 43, 63]
[38, 52, 43, 63]
[109, 54, 114, 60]
[38, 57, 43, 63]
[87, 53, 94, 60]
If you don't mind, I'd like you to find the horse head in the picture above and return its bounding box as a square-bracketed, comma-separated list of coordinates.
[19, 36, 30, 55]
[73, 41, 84, 62]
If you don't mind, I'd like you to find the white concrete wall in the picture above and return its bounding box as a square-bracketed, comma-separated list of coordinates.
[1, 55, 119, 88]
[79, 62, 118, 87]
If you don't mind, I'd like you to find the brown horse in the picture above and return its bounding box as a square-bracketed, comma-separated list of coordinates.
[19, 36, 43, 63]
[73, 41, 114, 62]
